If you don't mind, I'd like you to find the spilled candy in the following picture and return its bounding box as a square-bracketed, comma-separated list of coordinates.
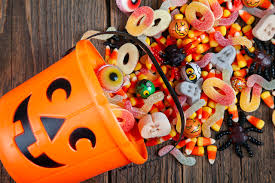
[214, 31, 252, 48]
[115, 0, 141, 13]
[136, 79, 156, 99]
[158, 145, 196, 166]
[138, 112, 171, 139]
[247, 74, 275, 90]
[207, 145, 217, 164]
[117, 43, 139, 74]
[240, 84, 262, 112]
[185, 2, 215, 31]
[169, 19, 189, 39]
[183, 118, 202, 138]
[252, 14, 275, 41]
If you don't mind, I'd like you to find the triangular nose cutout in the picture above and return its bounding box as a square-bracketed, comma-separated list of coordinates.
[40, 117, 65, 140]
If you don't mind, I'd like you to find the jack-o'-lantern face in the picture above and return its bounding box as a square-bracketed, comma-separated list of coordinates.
[183, 118, 201, 138]
[242, 0, 263, 8]
[169, 19, 189, 39]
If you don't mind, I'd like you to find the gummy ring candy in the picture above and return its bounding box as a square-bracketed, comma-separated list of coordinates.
[240, 84, 262, 112]
[143, 9, 172, 37]
[202, 78, 235, 106]
[117, 43, 139, 74]
[208, 0, 223, 20]
[125, 6, 154, 36]
[97, 64, 124, 93]
[185, 2, 215, 31]
[111, 107, 135, 132]
[116, 0, 141, 13]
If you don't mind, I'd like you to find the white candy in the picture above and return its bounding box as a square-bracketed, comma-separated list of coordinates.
[175, 78, 203, 105]
[252, 14, 275, 41]
[138, 112, 171, 139]
[117, 43, 139, 74]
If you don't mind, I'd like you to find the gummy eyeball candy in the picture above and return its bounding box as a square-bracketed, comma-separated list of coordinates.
[242, 0, 263, 8]
[97, 65, 124, 93]
[181, 63, 201, 83]
[116, 0, 141, 13]
[231, 77, 246, 92]
[183, 118, 202, 138]
[168, 19, 189, 39]
[136, 79, 156, 99]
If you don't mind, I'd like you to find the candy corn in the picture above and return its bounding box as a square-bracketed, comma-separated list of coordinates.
[108, 48, 118, 65]
[197, 107, 203, 119]
[242, 25, 253, 40]
[228, 104, 239, 122]
[236, 50, 247, 68]
[176, 138, 191, 149]
[196, 43, 210, 54]
[201, 106, 212, 123]
[200, 93, 209, 106]
[197, 137, 215, 146]
[261, 91, 274, 109]
[211, 118, 223, 132]
[228, 23, 241, 37]
[201, 70, 209, 80]
[259, 0, 273, 9]
[246, 115, 265, 129]
[191, 146, 204, 156]
[239, 10, 255, 25]
[185, 138, 197, 155]
[207, 145, 217, 164]
[206, 69, 216, 79]
[105, 45, 111, 61]
[234, 69, 247, 77]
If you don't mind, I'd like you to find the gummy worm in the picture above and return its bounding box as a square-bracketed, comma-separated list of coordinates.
[240, 84, 262, 112]
[247, 74, 275, 90]
[158, 145, 196, 166]
[81, 27, 116, 40]
[243, 6, 275, 18]
[195, 53, 213, 68]
[160, 0, 188, 11]
[202, 104, 225, 138]
[214, 31, 252, 48]
[215, 11, 238, 26]
[141, 92, 165, 113]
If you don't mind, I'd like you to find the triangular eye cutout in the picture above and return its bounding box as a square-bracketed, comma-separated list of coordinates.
[40, 117, 65, 141]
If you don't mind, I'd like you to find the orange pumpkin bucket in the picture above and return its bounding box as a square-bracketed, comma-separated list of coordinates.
[0, 40, 148, 183]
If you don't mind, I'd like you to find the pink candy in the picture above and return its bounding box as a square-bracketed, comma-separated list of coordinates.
[195, 53, 213, 68]
[215, 11, 239, 26]
[214, 31, 252, 48]
[116, 0, 141, 13]
[247, 74, 275, 90]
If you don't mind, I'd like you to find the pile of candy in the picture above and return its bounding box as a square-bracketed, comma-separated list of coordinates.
[83, 0, 275, 166]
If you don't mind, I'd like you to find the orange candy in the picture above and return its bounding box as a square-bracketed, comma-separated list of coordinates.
[207, 145, 217, 164]
[185, 138, 197, 155]
[169, 19, 189, 39]
[183, 119, 202, 138]
[191, 146, 205, 156]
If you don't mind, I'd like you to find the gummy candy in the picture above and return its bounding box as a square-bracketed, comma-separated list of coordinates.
[185, 99, 206, 119]
[97, 64, 124, 93]
[202, 78, 235, 106]
[124, 100, 146, 119]
[143, 9, 172, 37]
[202, 104, 225, 137]
[105, 91, 124, 106]
[138, 112, 171, 139]
[117, 43, 139, 74]
[195, 53, 213, 68]
[111, 107, 135, 132]
[185, 2, 215, 31]
[141, 92, 165, 113]
[125, 6, 154, 36]
[115, 0, 141, 13]
[146, 128, 177, 146]
[80, 27, 116, 40]
[175, 78, 203, 105]
[214, 31, 252, 48]
[243, 6, 275, 18]
[207, 0, 223, 20]
[252, 14, 275, 41]
[226, 0, 243, 12]
[215, 11, 238, 26]
[160, 0, 188, 11]
[247, 74, 275, 90]
[158, 145, 196, 166]
[240, 84, 262, 112]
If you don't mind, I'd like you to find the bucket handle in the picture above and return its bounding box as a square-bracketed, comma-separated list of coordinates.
[64, 31, 186, 158]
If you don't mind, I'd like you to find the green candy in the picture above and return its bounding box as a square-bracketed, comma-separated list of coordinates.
[136, 79, 156, 98]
